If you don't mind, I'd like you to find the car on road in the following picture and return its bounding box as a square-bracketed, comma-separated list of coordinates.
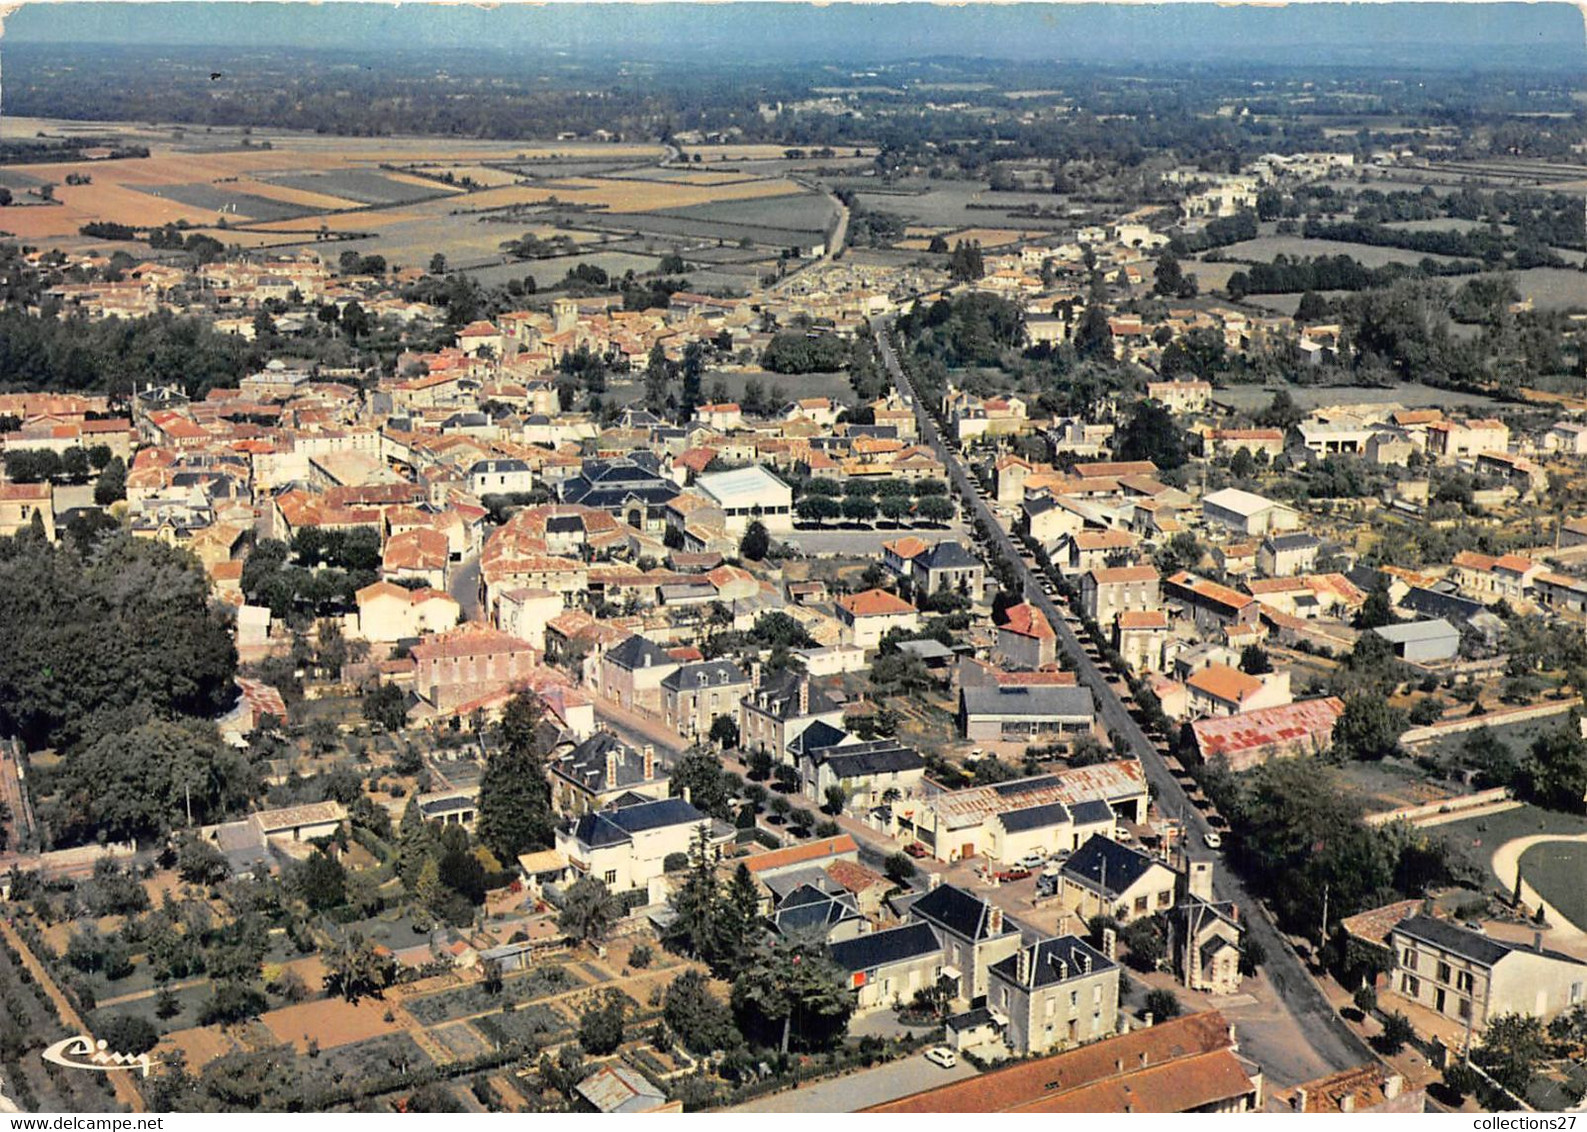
[925, 1047, 958, 1069]
[1203, 831, 1223, 849]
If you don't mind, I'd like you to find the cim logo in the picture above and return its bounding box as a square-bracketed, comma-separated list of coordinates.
[41, 1036, 153, 1077]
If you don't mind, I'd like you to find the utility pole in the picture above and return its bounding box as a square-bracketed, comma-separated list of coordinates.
[1319, 882, 1330, 954]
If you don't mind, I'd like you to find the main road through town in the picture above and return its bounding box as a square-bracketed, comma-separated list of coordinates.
[872, 316, 1377, 1079]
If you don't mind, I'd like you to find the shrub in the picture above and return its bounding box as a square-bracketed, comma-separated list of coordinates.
[1144, 988, 1181, 1021]
[629, 944, 653, 969]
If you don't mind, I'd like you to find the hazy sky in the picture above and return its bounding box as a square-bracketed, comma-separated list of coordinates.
[5, 2, 1583, 68]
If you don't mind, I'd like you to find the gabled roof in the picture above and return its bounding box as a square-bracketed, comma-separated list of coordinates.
[829, 921, 942, 973]
[823, 742, 925, 779]
[1060, 834, 1162, 898]
[660, 659, 748, 692]
[605, 634, 677, 672]
[910, 883, 1013, 942]
[572, 797, 706, 848]
[837, 588, 917, 618]
[1393, 914, 1522, 967]
[996, 801, 1072, 834]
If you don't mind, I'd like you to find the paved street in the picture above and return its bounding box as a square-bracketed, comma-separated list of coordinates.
[449, 550, 481, 621]
[728, 1047, 976, 1112]
[873, 318, 1376, 1080]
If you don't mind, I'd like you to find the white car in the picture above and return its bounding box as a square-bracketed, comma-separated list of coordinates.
[1203, 831, 1223, 849]
[1018, 852, 1046, 870]
[925, 1047, 958, 1069]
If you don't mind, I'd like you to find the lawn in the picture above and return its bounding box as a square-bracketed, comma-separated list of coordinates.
[1436, 803, 1587, 890]
[1519, 841, 1587, 932]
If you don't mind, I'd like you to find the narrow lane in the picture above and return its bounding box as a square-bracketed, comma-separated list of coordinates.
[872, 317, 1376, 1077]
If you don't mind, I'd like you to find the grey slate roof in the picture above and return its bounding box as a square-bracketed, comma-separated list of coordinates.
[605, 634, 676, 672]
[918, 541, 983, 571]
[822, 742, 926, 779]
[788, 719, 851, 758]
[1070, 799, 1116, 825]
[1060, 834, 1160, 898]
[1263, 532, 1322, 553]
[989, 935, 1115, 989]
[661, 659, 749, 693]
[571, 797, 704, 848]
[997, 801, 1072, 834]
[829, 922, 942, 973]
[1394, 914, 1513, 967]
[960, 684, 1095, 719]
[745, 669, 839, 721]
[909, 883, 1012, 942]
[552, 731, 663, 795]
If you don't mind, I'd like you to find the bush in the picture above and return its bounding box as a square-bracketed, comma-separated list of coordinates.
[1353, 984, 1377, 1015]
[1442, 1062, 1482, 1099]
[629, 945, 653, 969]
[1376, 1011, 1414, 1054]
[1144, 988, 1181, 1021]
[99, 1014, 159, 1055]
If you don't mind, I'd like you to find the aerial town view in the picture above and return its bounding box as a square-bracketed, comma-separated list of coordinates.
[0, 0, 1584, 1116]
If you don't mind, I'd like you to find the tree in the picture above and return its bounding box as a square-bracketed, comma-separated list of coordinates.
[666, 825, 728, 962]
[1117, 401, 1187, 470]
[1521, 713, 1587, 813]
[290, 849, 347, 911]
[0, 533, 238, 754]
[884, 852, 917, 886]
[731, 936, 853, 1053]
[842, 496, 878, 523]
[1377, 1011, 1414, 1054]
[664, 969, 737, 1055]
[476, 691, 555, 860]
[322, 932, 393, 1003]
[1332, 695, 1406, 762]
[1121, 917, 1166, 971]
[739, 519, 770, 562]
[747, 749, 774, 781]
[50, 716, 257, 847]
[823, 785, 847, 816]
[362, 681, 408, 732]
[429, 252, 447, 275]
[916, 495, 955, 524]
[772, 764, 800, 794]
[577, 990, 628, 1055]
[176, 835, 230, 885]
[708, 714, 740, 750]
[1239, 645, 1273, 676]
[94, 456, 126, 506]
[1355, 583, 1398, 630]
[669, 746, 733, 820]
[947, 239, 985, 283]
[558, 876, 621, 945]
[1143, 987, 1181, 1020]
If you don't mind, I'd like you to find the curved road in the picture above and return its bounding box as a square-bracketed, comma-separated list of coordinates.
[873, 317, 1377, 1080]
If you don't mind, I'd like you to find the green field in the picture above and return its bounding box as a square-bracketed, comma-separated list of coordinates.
[1519, 840, 1587, 931]
[1436, 803, 1587, 890]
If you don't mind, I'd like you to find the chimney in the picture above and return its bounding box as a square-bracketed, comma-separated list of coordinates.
[988, 906, 1004, 935]
[1189, 860, 1214, 903]
[643, 744, 655, 780]
[1138, 1051, 1148, 1068]
[1016, 946, 1031, 986]
[1114, 1058, 1124, 1074]
[798, 676, 810, 716]
[606, 750, 619, 790]
[1292, 1088, 1308, 1113]
[928, 872, 942, 891]
[1384, 1074, 1404, 1101]
[1340, 1095, 1355, 1114]
[682, 786, 692, 805]
[1534, 931, 1544, 952]
[1142, 1012, 1154, 1028]
[1101, 927, 1118, 960]
[751, 660, 763, 689]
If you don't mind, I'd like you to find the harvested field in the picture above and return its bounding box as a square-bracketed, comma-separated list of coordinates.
[261, 994, 408, 1052]
[407, 164, 525, 188]
[660, 192, 835, 232]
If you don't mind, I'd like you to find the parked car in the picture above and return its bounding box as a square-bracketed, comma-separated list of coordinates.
[925, 1047, 958, 1069]
[1203, 831, 1223, 849]
[904, 842, 930, 859]
[993, 867, 1031, 882]
[1017, 851, 1046, 870]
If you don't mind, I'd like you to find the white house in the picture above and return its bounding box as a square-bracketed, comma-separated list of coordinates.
[694, 464, 795, 533]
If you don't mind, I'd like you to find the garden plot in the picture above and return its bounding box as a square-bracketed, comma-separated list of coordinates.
[402, 965, 577, 1027]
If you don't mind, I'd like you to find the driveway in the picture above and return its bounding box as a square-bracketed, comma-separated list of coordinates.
[728, 1048, 976, 1112]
